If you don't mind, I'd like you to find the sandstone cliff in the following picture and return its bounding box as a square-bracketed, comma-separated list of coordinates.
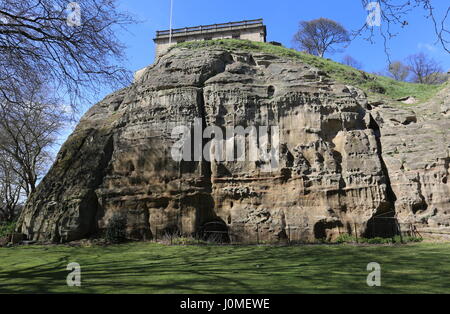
[16, 43, 450, 243]
[373, 85, 450, 234]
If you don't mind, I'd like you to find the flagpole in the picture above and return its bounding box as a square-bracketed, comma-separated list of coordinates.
[169, 0, 174, 45]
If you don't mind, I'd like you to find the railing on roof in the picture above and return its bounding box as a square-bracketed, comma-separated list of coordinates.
[156, 19, 264, 37]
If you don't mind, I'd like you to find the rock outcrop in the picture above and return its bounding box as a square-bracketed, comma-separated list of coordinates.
[16, 45, 450, 243]
[370, 84, 450, 234]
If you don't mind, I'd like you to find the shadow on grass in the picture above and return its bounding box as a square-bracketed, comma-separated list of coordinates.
[0, 243, 449, 293]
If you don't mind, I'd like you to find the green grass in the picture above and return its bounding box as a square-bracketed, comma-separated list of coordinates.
[173, 39, 444, 103]
[1, 242, 450, 294]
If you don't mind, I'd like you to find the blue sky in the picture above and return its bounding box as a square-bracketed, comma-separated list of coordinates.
[56, 0, 449, 147]
[117, 0, 449, 75]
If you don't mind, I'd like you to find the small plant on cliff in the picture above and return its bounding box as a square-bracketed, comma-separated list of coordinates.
[105, 214, 127, 244]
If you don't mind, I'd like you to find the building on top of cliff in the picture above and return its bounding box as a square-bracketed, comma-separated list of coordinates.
[133, 19, 267, 82]
[153, 18, 267, 58]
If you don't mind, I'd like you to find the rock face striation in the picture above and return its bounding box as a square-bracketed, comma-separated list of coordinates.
[17, 46, 450, 243]
[372, 85, 450, 234]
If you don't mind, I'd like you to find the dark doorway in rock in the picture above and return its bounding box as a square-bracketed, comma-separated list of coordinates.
[364, 215, 399, 238]
[411, 198, 428, 214]
[313, 219, 343, 240]
[268, 86, 275, 98]
[198, 220, 230, 243]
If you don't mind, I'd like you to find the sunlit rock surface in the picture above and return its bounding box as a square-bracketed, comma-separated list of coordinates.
[17, 46, 450, 243]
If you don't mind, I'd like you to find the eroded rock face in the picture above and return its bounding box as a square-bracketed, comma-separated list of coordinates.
[370, 84, 450, 234]
[16, 46, 449, 243]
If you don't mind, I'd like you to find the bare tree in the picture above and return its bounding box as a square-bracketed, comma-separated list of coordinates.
[0, 81, 66, 197]
[422, 72, 449, 85]
[0, 0, 134, 218]
[358, 1, 450, 56]
[407, 53, 444, 84]
[342, 55, 364, 69]
[0, 155, 23, 222]
[388, 61, 410, 81]
[293, 18, 350, 57]
[0, 0, 135, 108]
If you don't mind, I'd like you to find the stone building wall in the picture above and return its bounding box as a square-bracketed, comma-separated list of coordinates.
[153, 20, 267, 58]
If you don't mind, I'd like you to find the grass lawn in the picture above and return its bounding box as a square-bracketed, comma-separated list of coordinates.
[1, 242, 449, 294]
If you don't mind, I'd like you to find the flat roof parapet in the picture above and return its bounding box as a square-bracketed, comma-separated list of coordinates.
[154, 18, 265, 40]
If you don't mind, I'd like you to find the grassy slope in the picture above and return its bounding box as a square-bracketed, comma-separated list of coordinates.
[174, 39, 443, 103]
[1, 242, 450, 294]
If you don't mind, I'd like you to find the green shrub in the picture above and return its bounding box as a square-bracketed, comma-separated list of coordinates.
[390, 235, 422, 243]
[335, 234, 357, 243]
[402, 236, 423, 243]
[105, 214, 127, 244]
[0, 222, 16, 238]
[334, 234, 423, 245]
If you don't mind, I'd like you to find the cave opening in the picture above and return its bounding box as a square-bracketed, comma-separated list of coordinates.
[198, 220, 230, 243]
[268, 86, 275, 98]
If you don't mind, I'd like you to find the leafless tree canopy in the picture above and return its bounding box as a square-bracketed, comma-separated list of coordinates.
[0, 0, 134, 213]
[342, 55, 364, 70]
[0, 81, 66, 197]
[293, 18, 350, 57]
[406, 52, 444, 84]
[0, 0, 135, 107]
[0, 155, 22, 222]
[359, 1, 450, 55]
[388, 61, 410, 81]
